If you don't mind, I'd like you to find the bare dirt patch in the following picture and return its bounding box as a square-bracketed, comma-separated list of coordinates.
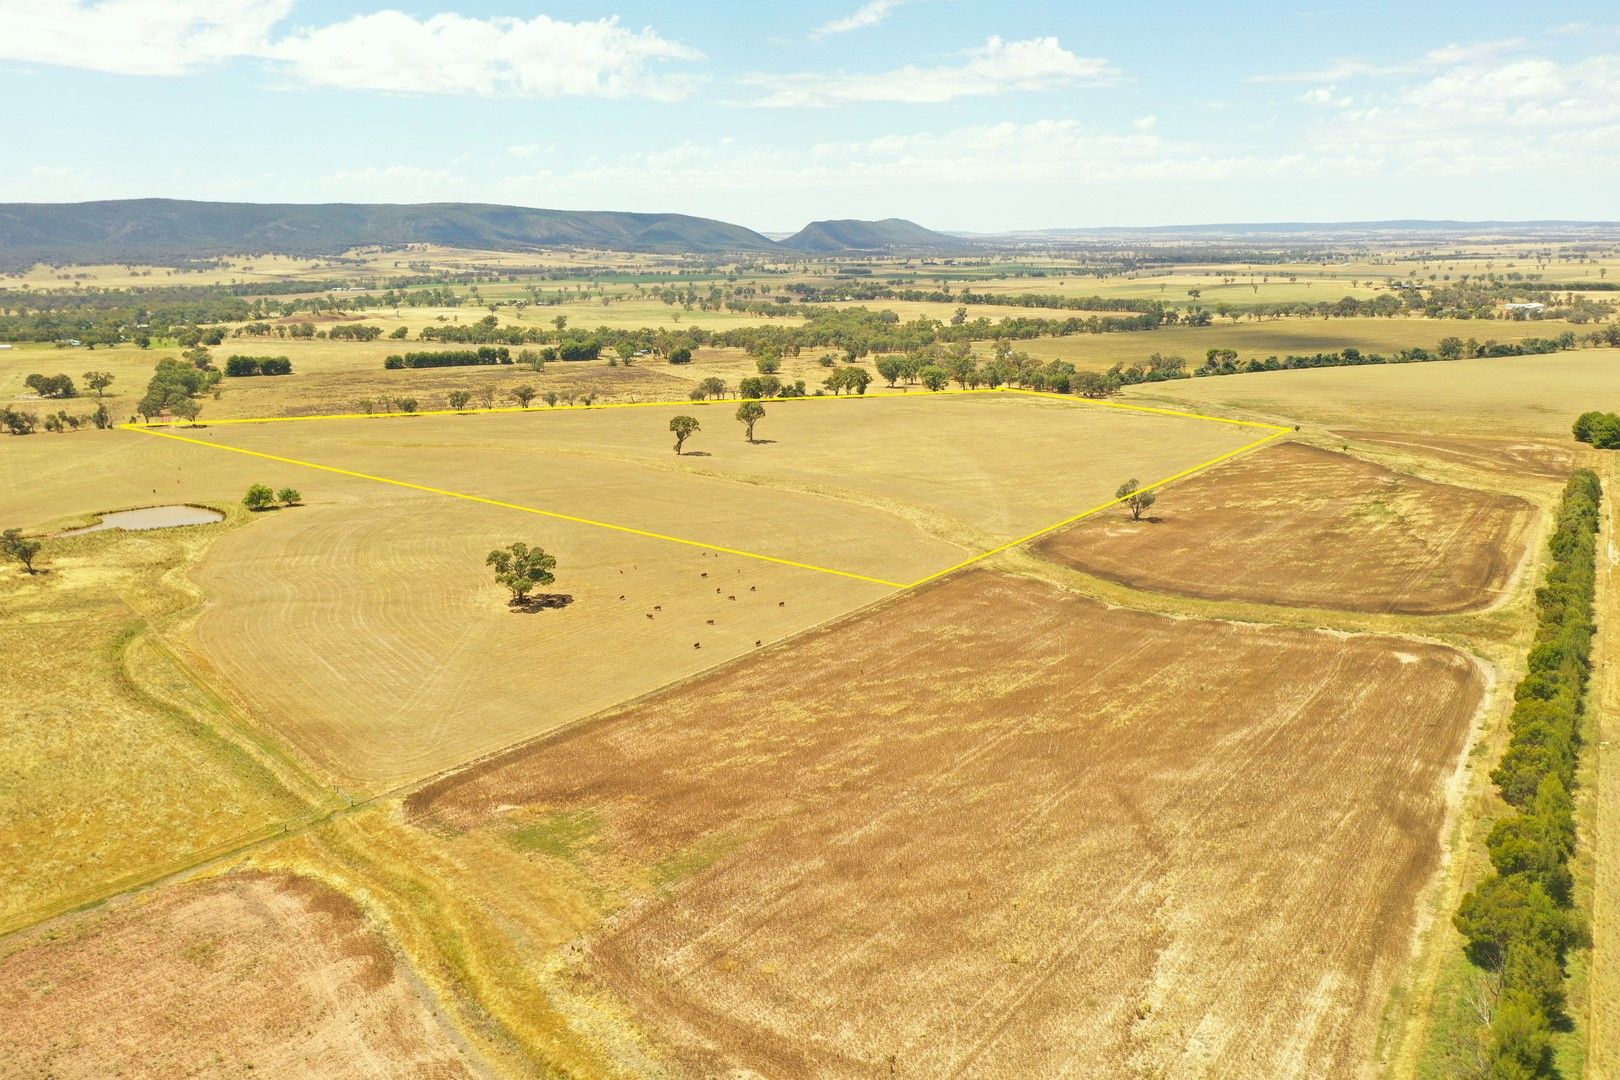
[1037, 441, 1534, 614]
[0, 872, 476, 1078]
[411, 569, 1482, 1078]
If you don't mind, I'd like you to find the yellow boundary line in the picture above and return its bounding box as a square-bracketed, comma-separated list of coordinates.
[121, 388, 1289, 590]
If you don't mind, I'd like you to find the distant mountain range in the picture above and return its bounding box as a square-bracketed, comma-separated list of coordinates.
[3, 200, 1617, 270]
[0, 199, 969, 269]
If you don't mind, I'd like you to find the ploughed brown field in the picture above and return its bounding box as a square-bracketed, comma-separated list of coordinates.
[411, 570, 1483, 1078]
[1037, 442, 1535, 614]
[0, 873, 477, 1078]
[1334, 430, 1582, 482]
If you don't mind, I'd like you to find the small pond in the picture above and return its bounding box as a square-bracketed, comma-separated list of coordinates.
[57, 505, 225, 536]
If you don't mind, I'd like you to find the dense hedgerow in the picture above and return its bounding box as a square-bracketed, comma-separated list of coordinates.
[1454, 469, 1600, 1077]
[224, 355, 292, 376]
[383, 347, 512, 369]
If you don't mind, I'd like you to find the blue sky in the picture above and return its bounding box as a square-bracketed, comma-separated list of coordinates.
[3, 1, 1618, 231]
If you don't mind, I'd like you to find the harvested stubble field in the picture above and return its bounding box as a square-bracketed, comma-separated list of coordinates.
[172, 392, 1268, 581]
[190, 487, 890, 791]
[1037, 441, 1535, 614]
[1127, 348, 1620, 437]
[167, 393, 1265, 790]
[411, 569, 1484, 1079]
[0, 872, 478, 1078]
[1010, 316, 1596, 373]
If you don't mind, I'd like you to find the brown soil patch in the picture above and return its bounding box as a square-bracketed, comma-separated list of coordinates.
[412, 570, 1482, 1078]
[0, 873, 476, 1078]
[1036, 441, 1534, 614]
[1335, 430, 1581, 481]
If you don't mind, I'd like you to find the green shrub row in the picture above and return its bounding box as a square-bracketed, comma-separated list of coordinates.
[1454, 469, 1601, 1077]
[384, 347, 512, 369]
[224, 355, 292, 376]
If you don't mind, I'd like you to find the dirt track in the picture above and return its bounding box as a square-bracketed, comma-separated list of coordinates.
[0, 873, 477, 1078]
[1037, 442, 1534, 614]
[412, 569, 1483, 1078]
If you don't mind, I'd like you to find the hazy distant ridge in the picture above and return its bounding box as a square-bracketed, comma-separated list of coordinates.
[0, 199, 783, 268]
[780, 217, 968, 253]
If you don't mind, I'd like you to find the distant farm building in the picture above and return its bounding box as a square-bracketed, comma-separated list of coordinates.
[1504, 302, 1545, 313]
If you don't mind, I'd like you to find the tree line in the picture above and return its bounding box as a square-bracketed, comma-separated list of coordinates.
[1453, 470, 1600, 1077]
[224, 355, 293, 376]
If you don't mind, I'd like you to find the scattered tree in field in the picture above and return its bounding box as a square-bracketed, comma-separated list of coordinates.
[25, 373, 76, 398]
[688, 377, 727, 402]
[754, 353, 781, 374]
[736, 401, 765, 442]
[243, 483, 276, 511]
[396, 397, 419, 414]
[511, 385, 538, 409]
[738, 374, 781, 400]
[90, 403, 112, 429]
[486, 542, 556, 603]
[171, 398, 202, 425]
[919, 365, 950, 391]
[670, 414, 700, 454]
[1, 529, 41, 574]
[545, 391, 559, 407]
[277, 488, 302, 506]
[476, 385, 497, 410]
[1116, 479, 1157, 520]
[668, 346, 693, 365]
[448, 390, 472, 411]
[83, 371, 115, 397]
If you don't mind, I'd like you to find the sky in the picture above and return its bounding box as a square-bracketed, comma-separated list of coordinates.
[2, 0, 1618, 232]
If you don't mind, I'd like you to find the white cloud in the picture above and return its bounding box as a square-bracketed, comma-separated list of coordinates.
[811, 0, 913, 38]
[1131, 114, 1158, 130]
[267, 11, 701, 99]
[1252, 38, 1527, 83]
[744, 35, 1117, 106]
[0, 3, 701, 100]
[1298, 86, 1351, 107]
[1300, 53, 1620, 176]
[0, 0, 292, 76]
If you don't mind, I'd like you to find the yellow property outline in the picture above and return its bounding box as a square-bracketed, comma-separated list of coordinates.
[121, 388, 1289, 590]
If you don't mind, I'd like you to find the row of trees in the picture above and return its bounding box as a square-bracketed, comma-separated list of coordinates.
[2, 402, 114, 434]
[224, 355, 293, 376]
[384, 347, 512, 369]
[1453, 470, 1600, 1077]
[1188, 334, 1580, 380]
